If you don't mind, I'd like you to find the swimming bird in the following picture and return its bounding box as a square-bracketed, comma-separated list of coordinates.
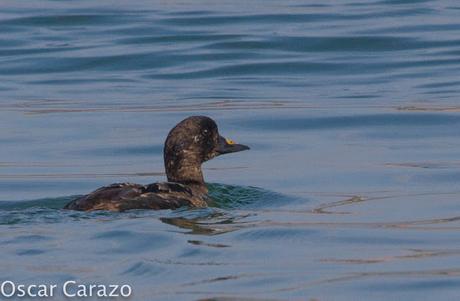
[64, 116, 249, 211]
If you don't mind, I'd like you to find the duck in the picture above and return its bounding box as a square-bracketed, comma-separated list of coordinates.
[64, 116, 249, 211]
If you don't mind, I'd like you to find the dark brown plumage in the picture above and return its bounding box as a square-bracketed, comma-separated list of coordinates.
[64, 116, 249, 211]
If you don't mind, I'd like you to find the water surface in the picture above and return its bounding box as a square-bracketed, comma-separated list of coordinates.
[1, 0, 460, 300]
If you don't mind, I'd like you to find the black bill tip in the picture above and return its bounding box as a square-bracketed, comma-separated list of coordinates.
[217, 136, 250, 154]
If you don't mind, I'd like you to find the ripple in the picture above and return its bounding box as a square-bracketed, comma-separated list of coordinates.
[16, 248, 46, 256]
[208, 183, 300, 209]
[159, 10, 434, 27]
[121, 261, 164, 276]
[93, 230, 172, 253]
[117, 33, 246, 45]
[149, 62, 342, 79]
[0, 53, 175, 75]
[3, 234, 52, 244]
[0, 14, 128, 27]
[377, 0, 432, 4]
[236, 227, 316, 242]
[321, 248, 460, 265]
[243, 113, 460, 131]
[188, 240, 231, 248]
[270, 268, 460, 294]
[204, 36, 427, 53]
[77, 144, 163, 157]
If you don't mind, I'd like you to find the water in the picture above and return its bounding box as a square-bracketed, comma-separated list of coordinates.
[1, 0, 460, 300]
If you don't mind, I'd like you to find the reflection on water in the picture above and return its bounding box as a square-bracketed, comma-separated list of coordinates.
[1, 0, 460, 300]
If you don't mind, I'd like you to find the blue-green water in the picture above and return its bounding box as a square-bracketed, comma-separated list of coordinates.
[1, 0, 460, 300]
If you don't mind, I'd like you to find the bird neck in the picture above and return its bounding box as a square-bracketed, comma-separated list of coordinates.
[164, 158, 208, 194]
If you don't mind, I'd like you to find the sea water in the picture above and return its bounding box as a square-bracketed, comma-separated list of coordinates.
[1, 1, 460, 300]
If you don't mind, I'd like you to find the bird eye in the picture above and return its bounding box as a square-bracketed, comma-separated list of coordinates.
[226, 138, 236, 145]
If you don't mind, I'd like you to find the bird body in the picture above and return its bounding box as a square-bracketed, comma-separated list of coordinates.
[64, 182, 207, 211]
[64, 116, 249, 211]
